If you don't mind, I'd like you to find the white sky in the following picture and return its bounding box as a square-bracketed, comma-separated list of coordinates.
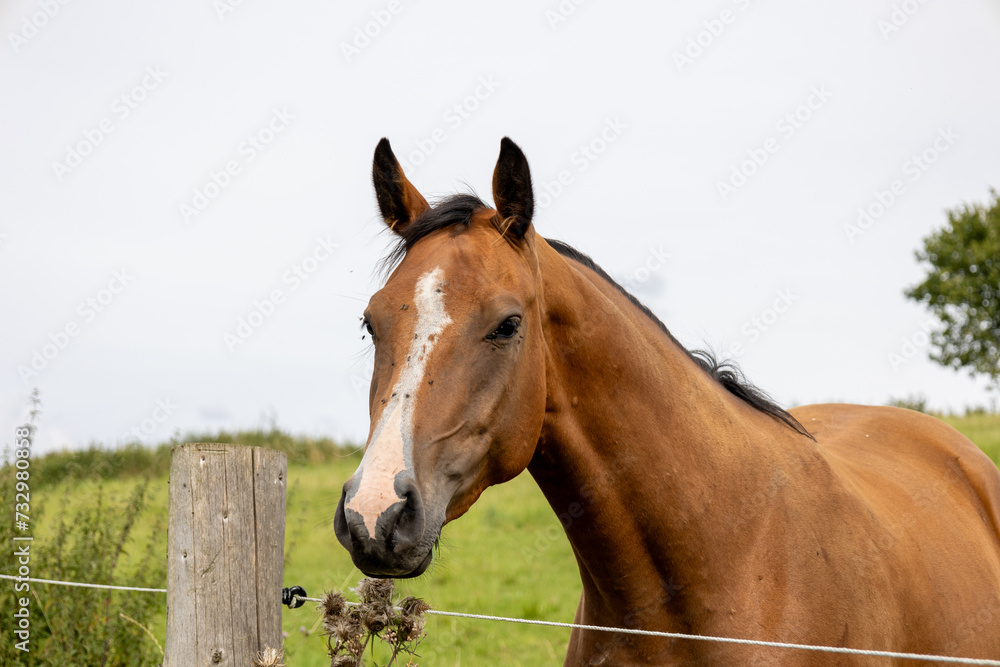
[2, 0, 999, 455]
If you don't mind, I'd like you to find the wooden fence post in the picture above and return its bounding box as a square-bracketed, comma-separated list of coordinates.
[164, 443, 287, 666]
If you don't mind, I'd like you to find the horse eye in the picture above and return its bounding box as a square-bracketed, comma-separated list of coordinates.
[364, 320, 376, 341]
[487, 316, 521, 340]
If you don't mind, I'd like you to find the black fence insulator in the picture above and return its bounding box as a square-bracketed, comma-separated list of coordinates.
[282, 585, 307, 609]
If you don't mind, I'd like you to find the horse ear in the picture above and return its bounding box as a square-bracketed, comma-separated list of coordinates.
[372, 138, 430, 233]
[492, 137, 534, 239]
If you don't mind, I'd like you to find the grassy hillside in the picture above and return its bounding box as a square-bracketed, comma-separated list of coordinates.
[3, 433, 581, 666]
[942, 412, 1000, 463]
[3, 413, 999, 665]
[280, 459, 579, 666]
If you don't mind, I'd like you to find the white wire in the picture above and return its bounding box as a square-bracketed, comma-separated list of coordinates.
[0, 573, 166, 593]
[300, 595, 1000, 665]
[4, 574, 998, 665]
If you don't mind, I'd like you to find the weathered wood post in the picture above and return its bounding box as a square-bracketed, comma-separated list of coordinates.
[164, 443, 287, 666]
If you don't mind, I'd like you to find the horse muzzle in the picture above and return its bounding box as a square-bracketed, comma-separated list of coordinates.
[333, 476, 437, 578]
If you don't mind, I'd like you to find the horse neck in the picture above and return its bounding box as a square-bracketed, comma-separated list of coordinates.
[527, 239, 807, 624]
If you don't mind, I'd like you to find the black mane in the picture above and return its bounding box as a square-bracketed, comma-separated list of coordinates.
[547, 240, 813, 439]
[380, 194, 813, 440]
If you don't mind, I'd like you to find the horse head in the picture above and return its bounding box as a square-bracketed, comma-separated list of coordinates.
[334, 138, 547, 577]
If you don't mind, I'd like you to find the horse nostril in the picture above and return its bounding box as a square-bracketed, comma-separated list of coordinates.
[385, 485, 424, 553]
[402, 488, 418, 514]
[334, 487, 354, 551]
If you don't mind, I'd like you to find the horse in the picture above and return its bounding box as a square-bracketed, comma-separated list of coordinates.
[334, 137, 1000, 665]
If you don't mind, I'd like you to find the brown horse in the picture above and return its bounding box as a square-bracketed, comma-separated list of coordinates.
[334, 137, 1000, 665]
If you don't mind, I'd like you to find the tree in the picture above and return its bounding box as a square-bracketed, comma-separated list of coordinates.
[905, 189, 1000, 390]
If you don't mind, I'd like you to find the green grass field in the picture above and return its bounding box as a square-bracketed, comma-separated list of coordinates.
[943, 412, 1000, 463]
[28, 450, 582, 666]
[12, 412, 1000, 666]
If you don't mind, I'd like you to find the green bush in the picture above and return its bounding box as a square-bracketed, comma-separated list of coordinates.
[886, 394, 930, 413]
[0, 445, 166, 666]
[18, 428, 358, 490]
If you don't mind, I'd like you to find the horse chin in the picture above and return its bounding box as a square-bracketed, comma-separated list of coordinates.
[357, 548, 434, 580]
[390, 549, 434, 579]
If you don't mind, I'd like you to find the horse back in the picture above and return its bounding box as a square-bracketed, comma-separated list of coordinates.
[793, 403, 1000, 545]
[790, 403, 1000, 656]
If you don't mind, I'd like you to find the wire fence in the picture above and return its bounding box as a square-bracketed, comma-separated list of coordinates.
[2, 573, 999, 665]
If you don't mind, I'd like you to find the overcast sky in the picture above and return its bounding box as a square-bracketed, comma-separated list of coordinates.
[2, 0, 999, 455]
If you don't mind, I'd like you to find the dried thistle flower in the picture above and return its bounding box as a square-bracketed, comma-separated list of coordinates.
[321, 590, 347, 617]
[398, 596, 431, 617]
[396, 596, 430, 641]
[324, 612, 361, 641]
[363, 609, 389, 633]
[321, 577, 432, 667]
[356, 577, 394, 604]
[253, 645, 285, 667]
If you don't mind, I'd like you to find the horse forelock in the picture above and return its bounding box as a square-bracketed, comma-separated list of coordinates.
[378, 193, 516, 277]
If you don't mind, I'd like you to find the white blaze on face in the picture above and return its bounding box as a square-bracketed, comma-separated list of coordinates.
[346, 267, 451, 537]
